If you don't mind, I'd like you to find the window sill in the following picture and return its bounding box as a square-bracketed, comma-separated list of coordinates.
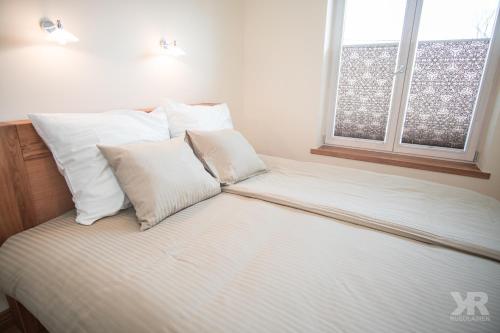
[310, 145, 490, 179]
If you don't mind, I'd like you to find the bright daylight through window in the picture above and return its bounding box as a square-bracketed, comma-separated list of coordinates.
[327, 0, 499, 161]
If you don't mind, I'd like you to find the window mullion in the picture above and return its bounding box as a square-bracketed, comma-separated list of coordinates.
[386, 0, 423, 151]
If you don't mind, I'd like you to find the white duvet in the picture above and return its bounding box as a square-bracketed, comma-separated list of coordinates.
[225, 155, 500, 261]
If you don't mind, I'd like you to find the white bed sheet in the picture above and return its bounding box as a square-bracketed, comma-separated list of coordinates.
[0, 193, 499, 332]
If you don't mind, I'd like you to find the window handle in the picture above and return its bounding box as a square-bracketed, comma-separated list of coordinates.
[393, 64, 406, 75]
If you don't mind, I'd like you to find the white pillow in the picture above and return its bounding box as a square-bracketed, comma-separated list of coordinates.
[29, 110, 170, 225]
[162, 99, 233, 137]
[98, 138, 221, 231]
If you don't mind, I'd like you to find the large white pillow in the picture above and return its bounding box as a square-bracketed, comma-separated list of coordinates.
[98, 138, 221, 231]
[162, 100, 233, 137]
[29, 110, 170, 225]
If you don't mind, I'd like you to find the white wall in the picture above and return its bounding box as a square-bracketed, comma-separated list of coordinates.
[242, 0, 500, 200]
[0, 0, 244, 313]
[0, 0, 244, 123]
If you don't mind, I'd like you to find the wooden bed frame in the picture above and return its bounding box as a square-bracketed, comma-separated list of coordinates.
[0, 104, 216, 332]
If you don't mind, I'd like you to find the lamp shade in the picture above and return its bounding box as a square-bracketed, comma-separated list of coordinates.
[159, 38, 186, 56]
[40, 19, 79, 45]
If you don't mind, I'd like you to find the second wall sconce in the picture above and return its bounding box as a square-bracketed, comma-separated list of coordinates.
[40, 18, 79, 45]
[159, 38, 186, 57]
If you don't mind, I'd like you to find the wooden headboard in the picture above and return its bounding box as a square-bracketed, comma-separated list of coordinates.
[0, 104, 216, 245]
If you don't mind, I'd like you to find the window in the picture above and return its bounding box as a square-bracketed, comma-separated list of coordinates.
[326, 0, 500, 161]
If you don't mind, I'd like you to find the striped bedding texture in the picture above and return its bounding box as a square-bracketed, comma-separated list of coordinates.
[0, 193, 499, 332]
[225, 155, 500, 261]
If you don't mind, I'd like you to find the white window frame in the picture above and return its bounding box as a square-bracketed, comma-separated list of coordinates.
[324, 0, 500, 162]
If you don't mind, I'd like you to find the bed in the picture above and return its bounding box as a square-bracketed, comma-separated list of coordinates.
[0, 114, 499, 332]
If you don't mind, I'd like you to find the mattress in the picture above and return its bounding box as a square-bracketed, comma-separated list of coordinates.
[1, 193, 499, 332]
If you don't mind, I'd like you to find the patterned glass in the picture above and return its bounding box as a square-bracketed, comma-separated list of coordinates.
[401, 0, 497, 149]
[334, 43, 398, 140]
[401, 40, 490, 149]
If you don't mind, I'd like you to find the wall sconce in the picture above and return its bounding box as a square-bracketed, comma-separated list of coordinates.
[40, 18, 79, 45]
[159, 38, 186, 56]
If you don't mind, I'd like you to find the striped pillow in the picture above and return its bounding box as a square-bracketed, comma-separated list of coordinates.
[98, 138, 221, 230]
[187, 129, 267, 185]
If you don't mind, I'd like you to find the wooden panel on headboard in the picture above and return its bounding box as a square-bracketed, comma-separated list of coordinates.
[14, 121, 74, 224]
[0, 123, 37, 244]
[17, 121, 52, 160]
[0, 121, 74, 245]
[0, 104, 218, 244]
[23, 149, 74, 224]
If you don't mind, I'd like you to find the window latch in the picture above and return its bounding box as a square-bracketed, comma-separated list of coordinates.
[393, 65, 406, 75]
[474, 151, 480, 162]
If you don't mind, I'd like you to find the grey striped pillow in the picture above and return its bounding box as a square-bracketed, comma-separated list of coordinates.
[187, 129, 267, 185]
[98, 138, 221, 230]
